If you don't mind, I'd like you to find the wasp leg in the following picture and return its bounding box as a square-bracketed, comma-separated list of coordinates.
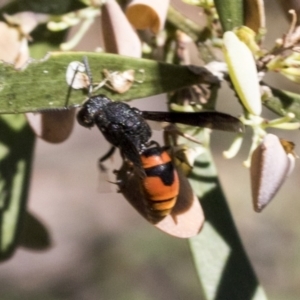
[98, 146, 117, 171]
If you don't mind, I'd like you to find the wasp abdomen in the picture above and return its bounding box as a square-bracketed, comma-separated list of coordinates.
[141, 148, 179, 217]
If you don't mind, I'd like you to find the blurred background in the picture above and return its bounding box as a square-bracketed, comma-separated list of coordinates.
[1, 0, 300, 299]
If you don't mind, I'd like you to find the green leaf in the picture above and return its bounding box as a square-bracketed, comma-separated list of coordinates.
[188, 149, 268, 300]
[0, 52, 218, 113]
[214, 0, 244, 31]
[0, 114, 35, 260]
[263, 86, 300, 121]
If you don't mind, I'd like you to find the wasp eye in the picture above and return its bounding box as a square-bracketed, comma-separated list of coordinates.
[77, 108, 95, 128]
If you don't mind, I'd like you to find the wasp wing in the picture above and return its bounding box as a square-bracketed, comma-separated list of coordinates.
[142, 111, 244, 132]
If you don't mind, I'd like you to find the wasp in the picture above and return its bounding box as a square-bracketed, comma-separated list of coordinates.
[73, 58, 244, 237]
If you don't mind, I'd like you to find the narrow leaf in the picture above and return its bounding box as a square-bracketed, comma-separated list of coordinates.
[0, 52, 219, 113]
[214, 0, 244, 31]
[188, 149, 268, 299]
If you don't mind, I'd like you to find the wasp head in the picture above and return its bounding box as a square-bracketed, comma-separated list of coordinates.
[77, 94, 111, 128]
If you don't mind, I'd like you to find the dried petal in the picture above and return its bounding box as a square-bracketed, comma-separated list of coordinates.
[102, 0, 141, 57]
[101, 69, 135, 93]
[223, 31, 262, 116]
[250, 134, 294, 212]
[126, 0, 170, 34]
[66, 61, 90, 89]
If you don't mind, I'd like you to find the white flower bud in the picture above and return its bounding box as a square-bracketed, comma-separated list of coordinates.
[223, 31, 262, 116]
[250, 134, 295, 212]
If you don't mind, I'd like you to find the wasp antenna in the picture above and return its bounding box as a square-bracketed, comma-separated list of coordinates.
[83, 56, 93, 97]
[64, 84, 72, 109]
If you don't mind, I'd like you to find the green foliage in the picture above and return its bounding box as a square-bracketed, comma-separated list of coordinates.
[214, 0, 244, 31]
